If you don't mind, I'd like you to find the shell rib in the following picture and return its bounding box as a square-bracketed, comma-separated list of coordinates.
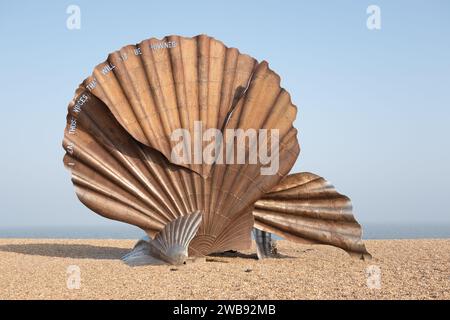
[122, 212, 202, 266]
[253, 172, 371, 260]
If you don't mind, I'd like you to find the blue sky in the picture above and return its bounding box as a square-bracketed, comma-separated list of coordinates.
[0, 0, 449, 228]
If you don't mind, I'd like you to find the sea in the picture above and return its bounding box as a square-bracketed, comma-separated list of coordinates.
[0, 223, 449, 239]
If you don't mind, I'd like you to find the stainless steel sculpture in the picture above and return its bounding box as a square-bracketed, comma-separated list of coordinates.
[63, 34, 370, 265]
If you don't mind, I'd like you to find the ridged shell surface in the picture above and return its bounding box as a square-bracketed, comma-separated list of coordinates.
[253, 173, 371, 259]
[63, 35, 300, 256]
[121, 212, 202, 265]
[82, 35, 260, 178]
[151, 212, 202, 264]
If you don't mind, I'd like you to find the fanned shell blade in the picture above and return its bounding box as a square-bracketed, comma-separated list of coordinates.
[150, 212, 202, 264]
[253, 172, 371, 260]
[122, 212, 202, 265]
[83, 35, 257, 178]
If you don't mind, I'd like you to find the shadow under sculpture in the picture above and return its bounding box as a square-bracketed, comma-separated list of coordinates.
[63, 34, 371, 266]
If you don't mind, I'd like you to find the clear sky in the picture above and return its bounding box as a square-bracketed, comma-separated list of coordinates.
[0, 0, 449, 229]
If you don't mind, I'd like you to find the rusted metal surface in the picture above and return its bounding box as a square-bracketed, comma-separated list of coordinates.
[63, 35, 299, 258]
[63, 34, 369, 264]
[254, 173, 371, 260]
[82, 35, 259, 178]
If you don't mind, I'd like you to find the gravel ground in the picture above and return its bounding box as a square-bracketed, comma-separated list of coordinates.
[0, 239, 448, 299]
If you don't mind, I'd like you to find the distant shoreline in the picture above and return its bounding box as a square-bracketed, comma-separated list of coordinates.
[0, 223, 449, 240]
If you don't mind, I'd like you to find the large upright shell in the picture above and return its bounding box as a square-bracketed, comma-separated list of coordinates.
[63, 35, 299, 256]
[83, 35, 258, 178]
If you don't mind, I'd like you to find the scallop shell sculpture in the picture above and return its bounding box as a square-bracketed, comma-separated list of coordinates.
[63, 34, 370, 265]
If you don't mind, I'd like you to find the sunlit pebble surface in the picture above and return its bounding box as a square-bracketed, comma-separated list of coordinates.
[0, 239, 448, 299]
